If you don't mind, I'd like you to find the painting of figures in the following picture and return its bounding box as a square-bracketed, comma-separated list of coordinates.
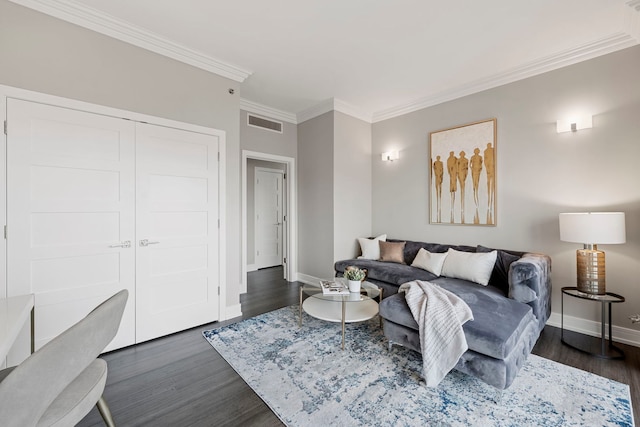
[429, 119, 496, 226]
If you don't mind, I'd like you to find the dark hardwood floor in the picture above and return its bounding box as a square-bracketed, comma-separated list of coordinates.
[78, 268, 640, 426]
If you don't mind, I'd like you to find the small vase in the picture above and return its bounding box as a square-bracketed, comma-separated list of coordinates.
[348, 280, 361, 293]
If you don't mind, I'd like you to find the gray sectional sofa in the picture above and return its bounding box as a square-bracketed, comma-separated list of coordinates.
[334, 239, 552, 390]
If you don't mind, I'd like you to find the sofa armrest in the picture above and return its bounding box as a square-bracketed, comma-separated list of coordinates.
[508, 253, 552, 329]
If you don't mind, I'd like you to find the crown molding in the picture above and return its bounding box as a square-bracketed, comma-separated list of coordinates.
[297, 98, 373, 124]
[296, 99, 334, 124]
[626, 0, 640, 41]
[8, 0, 252, 82]
[239, 99, 297, 124]
[372, 32, 638, 123]
[332, 99, 373, 123]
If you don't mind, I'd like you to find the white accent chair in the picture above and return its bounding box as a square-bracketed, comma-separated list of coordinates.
[0, 290, 128, 426]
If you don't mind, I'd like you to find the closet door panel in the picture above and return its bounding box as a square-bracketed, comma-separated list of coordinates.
[135, 122, 220, 343]
[6, 99, 136, 362]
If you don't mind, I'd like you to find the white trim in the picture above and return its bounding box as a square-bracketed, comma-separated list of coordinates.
[0, 83, 230, 322]
[333, 99, 373, 123]
[0, 84, 225, 136]
[297, 99, 335, 124]
[372, 33, 638, 123]
[297, 98, 373, 124]
[246, 264, 258, 272]
[217, 130, 227, 322]
[241, 150, 297, 294]
[225, 304, 243, 320]
[0, 92, 6, 300]
[8, 0, 251, 82]
[240, 99, 297, 124]
[626, 0, 640, 41]
[547, 312, 640, 348]
[296, 273, 322, 286]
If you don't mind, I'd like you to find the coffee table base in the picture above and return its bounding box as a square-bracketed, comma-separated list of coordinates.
[301, 297, 378, 350]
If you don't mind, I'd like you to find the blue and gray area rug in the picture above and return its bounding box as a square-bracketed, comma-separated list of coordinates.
[203, 305, 633, 427]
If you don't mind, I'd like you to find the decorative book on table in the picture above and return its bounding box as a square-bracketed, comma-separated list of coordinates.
[320, 280, 350, 295]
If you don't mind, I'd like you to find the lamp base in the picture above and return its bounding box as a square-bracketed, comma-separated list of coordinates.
[576, 246, 606, 295]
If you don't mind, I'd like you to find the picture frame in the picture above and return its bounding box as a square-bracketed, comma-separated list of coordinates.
[429, 118, 497, 226]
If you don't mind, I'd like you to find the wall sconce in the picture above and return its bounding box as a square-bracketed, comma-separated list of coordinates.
[381, 150, 399, 162]
[556, 115, 592, 133]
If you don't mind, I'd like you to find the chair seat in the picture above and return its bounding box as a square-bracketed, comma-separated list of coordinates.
[37, 359, 108, 427]
[0, 366, 16, 383]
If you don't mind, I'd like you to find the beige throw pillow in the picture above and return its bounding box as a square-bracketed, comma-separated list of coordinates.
[411, 248, 448, 276]
[379, 241, 406, 264]
[440, 248, 497, 286]
[357, 234, 387, 259]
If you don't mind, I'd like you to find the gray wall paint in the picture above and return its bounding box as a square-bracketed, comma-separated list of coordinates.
[240, 110, 297, 158]
[298, 112, 335, 278]
[246, 159, 286, 266]
[334, 111, 372, 261]
[240, 109, 297, 270]
[0, 0, 242, 308]
[372, 45, 640, 329]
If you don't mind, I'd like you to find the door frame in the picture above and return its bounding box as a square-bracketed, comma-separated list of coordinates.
[0, 84, 228, 321]
[242, 150, 297, 293]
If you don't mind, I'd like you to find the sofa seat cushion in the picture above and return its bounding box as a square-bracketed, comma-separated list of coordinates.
[379, 278, 536, 360]
[335, 259, 437, 285]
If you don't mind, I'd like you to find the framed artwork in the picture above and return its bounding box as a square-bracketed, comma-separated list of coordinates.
[429, 118, 496, 226]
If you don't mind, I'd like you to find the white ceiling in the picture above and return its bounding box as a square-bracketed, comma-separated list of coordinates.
[11, 0, 640, 123]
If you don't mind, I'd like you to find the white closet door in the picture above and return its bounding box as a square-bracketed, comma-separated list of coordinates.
[6, 99, 136, 360]
[135, 122, 220, 343]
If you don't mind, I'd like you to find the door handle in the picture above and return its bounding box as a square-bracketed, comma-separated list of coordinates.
[109, 240, 131, 248]
[139, 239, 160, 247]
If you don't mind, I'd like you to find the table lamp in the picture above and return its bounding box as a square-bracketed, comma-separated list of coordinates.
[559, 212, 626, 295]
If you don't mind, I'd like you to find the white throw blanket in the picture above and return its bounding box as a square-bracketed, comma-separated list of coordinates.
[399, 280, 473, 387]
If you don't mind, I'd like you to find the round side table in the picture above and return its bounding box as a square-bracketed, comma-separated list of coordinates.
[561, 286, 625, 359]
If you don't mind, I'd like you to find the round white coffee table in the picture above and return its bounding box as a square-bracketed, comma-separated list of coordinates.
[299, 278, 382, 350]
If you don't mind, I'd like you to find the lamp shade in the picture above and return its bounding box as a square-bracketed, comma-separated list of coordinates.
[559, 212, 626, 244]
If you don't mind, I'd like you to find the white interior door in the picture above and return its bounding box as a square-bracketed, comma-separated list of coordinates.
[255, 168, 283, 269]
[135, 122, 220, 343]
[6, 99, 136, 362]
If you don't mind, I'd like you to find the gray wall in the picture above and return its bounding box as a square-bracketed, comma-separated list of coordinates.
[298, 112, 335, 278]
[297, 111, 373, 280]
[372, 45, 640, 329]
[240, 110, 297, 158]
[333, 112, 373, 261]
[246, 159, 286, 266]
[0, 0, 242, 308]
[240, 109, 297, 270]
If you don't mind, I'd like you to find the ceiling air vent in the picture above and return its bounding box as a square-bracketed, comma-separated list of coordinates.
[247, 114, 283, 134]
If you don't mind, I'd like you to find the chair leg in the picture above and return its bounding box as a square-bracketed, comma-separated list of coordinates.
[96, 396, 116, 427]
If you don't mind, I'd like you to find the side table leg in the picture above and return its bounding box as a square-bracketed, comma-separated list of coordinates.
[379, 288, 383, 329]
[299, 287, 303, 327]
[31, 306, 35, 354]
[342, 299, 346, 350]
[601, 302, 606, 356]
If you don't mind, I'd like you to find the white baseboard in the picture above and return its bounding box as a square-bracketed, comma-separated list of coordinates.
[547, 312, 640, 348]
[224, 304, 242, 320]
[246, 263, 258, 272]
[296, 273, 322, 286]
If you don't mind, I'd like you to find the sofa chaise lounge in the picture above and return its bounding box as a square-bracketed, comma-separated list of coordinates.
[334, 239, 552, 390]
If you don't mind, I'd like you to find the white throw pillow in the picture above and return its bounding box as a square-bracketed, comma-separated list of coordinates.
[357, 234, 387, 260]
[411, 248, 448, 276]
[440, 248, 497, 286]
